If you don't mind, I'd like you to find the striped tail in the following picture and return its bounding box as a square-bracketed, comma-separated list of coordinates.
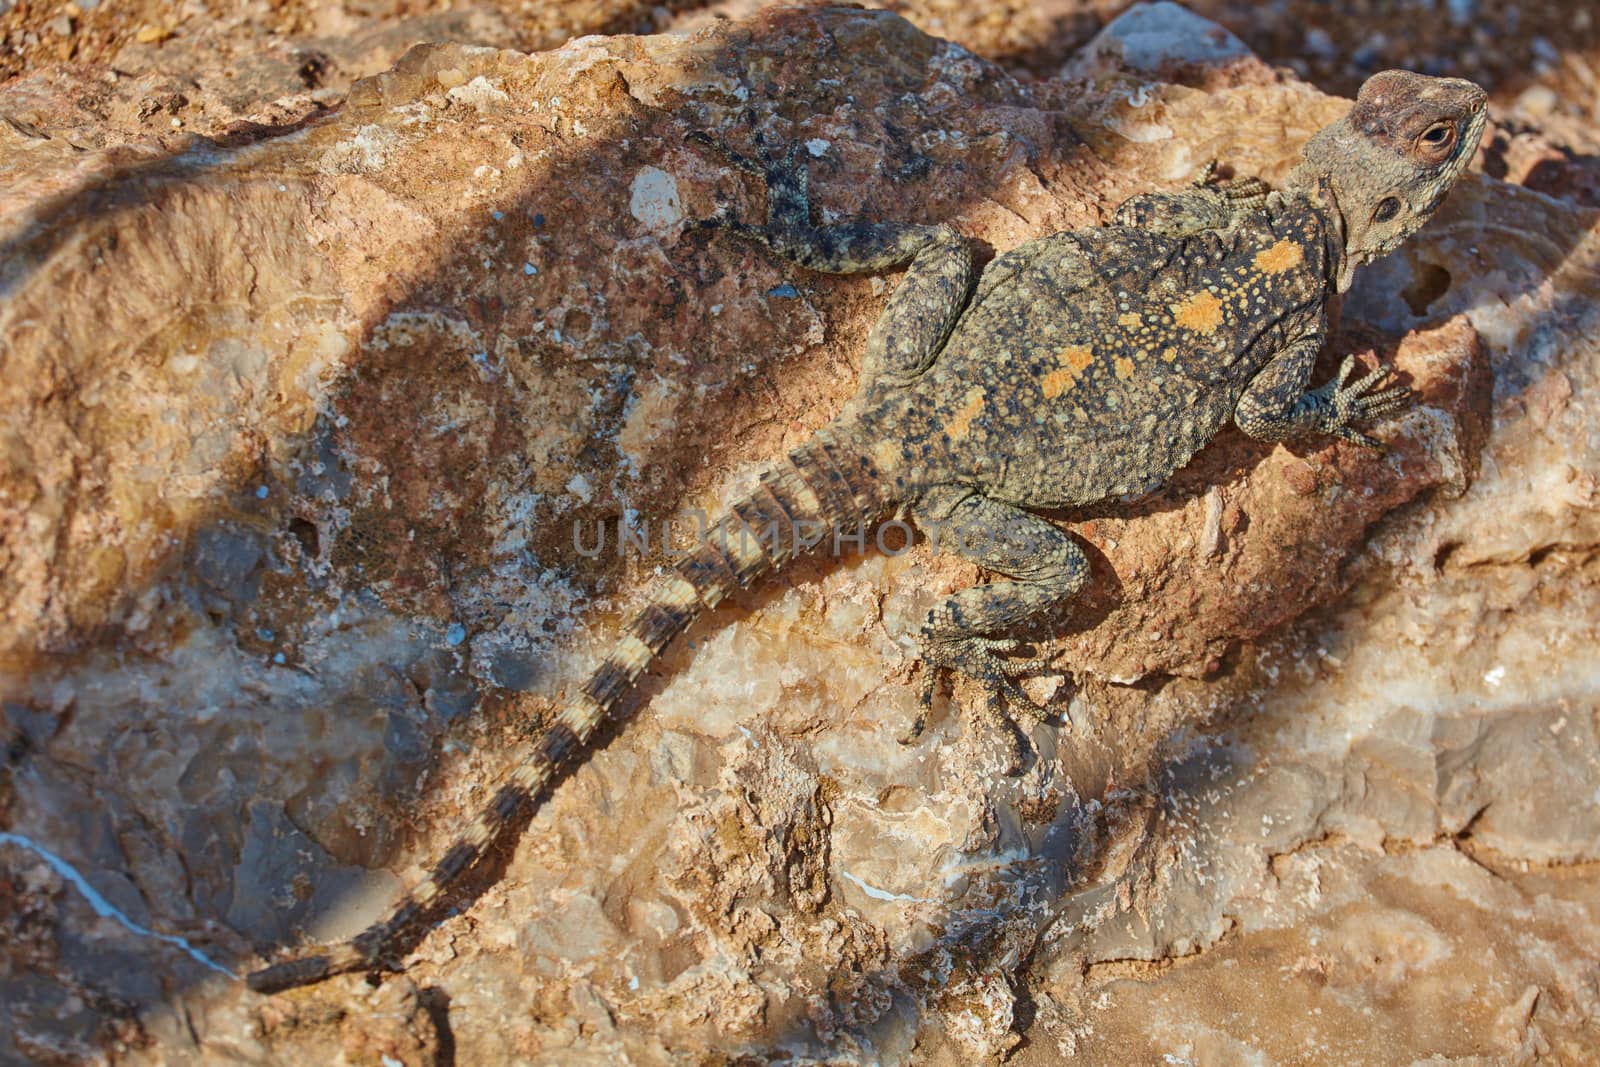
[246, 430, 892, 993]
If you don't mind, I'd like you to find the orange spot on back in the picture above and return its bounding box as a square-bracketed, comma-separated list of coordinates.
[1171, 290, 1225, 334]
[1041, 345, 1095, 399]
[1117, 312, 1142, 327]
[946, 387, 986, 439]
[1114, 356, 1135, 379]
[1040, 369, 1074, 398]
[1253, 239, 1304, 275]
[873, 438, 904, 473]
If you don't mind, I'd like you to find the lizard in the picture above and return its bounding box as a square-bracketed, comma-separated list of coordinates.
[247, 69, 1487, 993]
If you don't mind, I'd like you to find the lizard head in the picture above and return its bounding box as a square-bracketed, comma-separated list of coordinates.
[1289, 70, 1487, 292]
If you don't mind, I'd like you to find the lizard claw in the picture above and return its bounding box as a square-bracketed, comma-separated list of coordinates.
[1323, 354, 1413, 449]
[900, 631, 1052, 744]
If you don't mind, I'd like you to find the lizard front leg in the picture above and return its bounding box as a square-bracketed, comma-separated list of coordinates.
[1234, 334, 1412, 448]
[690, 132, 973, 384]
[905, 490, 1089, 753]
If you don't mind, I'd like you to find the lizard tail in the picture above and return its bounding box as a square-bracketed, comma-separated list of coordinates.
[246, 429, 892, 994]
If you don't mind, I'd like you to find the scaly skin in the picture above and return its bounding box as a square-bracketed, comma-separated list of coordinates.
[248, 70, 1487, 994]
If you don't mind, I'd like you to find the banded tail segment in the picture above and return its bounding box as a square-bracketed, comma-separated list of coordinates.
[246, 431, 891, 993]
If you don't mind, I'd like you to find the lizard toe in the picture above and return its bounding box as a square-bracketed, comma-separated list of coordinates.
[1333, 424, 1386, 450]
[918, 631, 1053, 722]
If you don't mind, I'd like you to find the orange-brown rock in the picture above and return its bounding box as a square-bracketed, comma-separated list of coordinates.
[2, 5, 1598, 1064]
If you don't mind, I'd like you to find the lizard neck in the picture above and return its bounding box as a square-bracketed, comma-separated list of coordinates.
[1273, 180, 1355, 293]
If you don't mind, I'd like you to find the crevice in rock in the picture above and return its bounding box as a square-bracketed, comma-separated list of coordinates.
[1401, 260, 1453, 317]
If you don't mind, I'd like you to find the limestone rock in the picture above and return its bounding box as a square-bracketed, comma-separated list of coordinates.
[1062, 0, 1254, 83]
[0, 6, 1596, 1065]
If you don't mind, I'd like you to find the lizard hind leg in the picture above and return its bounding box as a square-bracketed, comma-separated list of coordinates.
[905, 491, 1088, 754]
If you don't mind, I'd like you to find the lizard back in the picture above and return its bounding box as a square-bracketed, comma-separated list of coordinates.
[897, 199, 1334, 507]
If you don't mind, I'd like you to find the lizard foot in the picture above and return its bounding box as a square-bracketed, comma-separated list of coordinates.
[902, 632, 1051, 745]
[1321, 354, 1413, 449]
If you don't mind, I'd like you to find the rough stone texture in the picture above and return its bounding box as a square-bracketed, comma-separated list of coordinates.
[0, 7, 520, 147]
[1, 4, 1598, 1065]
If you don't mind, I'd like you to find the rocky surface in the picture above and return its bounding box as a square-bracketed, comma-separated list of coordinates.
[1, 4, 1598, 1065]
[6, 0, 1599, 121]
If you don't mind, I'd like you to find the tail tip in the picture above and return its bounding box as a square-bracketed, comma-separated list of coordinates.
[246, 954, 334, 994]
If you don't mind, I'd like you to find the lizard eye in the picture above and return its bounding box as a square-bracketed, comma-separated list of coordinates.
[1416, 121, 1457, 162]
[1372, 197, 1403, 223]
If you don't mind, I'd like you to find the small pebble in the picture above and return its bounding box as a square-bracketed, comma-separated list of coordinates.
[1514, 85, 1558, 119]
[1282, 460, 1318, 497]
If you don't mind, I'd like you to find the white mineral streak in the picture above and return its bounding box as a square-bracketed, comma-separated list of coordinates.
[0, 832, 236, 978]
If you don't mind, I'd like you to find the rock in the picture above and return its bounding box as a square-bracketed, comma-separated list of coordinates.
[0, 5, 1597, 1065]
[1062, 0, 1254, 82]
[1013, 73, 1600, 1065]
[0, 8, 518, 141]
